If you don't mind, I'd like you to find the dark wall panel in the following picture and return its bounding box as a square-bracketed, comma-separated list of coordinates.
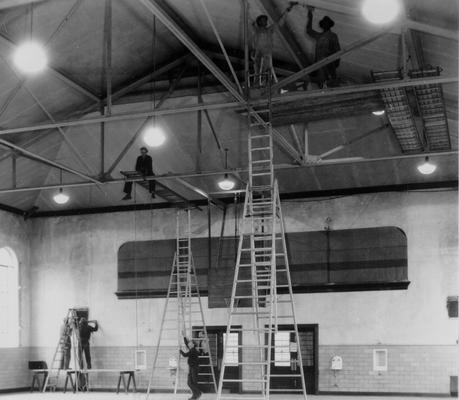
[117, 227, 408, 302]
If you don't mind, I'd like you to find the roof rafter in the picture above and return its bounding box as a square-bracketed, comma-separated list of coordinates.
[137, 0, 304, 164]
[0, 150, 456, 195]
[0, 74, 456, 137]
[0, 137, 102, 184]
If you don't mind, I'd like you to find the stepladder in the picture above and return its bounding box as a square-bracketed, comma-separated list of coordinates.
[216, 72, 308, 400]
[146, 209, 217, 398]
[42, 308, 83, 392]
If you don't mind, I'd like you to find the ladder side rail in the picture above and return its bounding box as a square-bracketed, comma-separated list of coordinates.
[146, 253, 178, 399]
[190, 254, 218, 393]
[216, 184, 250, 399]
[276, 182, 308, 400]
[42, 308, 77, 392]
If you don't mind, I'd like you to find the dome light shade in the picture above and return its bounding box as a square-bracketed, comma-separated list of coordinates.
[417, 156, 437, 175]
[13, 41, 47, 74]
[143, 125, 165, 147]
[372, 110, 385, 116]
[53, 188, 69, 205]
[362, 0, 400, 24]
[218, 174, 235, 191]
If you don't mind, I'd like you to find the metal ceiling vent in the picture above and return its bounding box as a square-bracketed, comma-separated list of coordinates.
[372, 70, 423, 153]
[410, 67, 451, 151]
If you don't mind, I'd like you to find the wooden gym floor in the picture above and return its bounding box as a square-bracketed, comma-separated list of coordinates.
[0, 393, 448, 400]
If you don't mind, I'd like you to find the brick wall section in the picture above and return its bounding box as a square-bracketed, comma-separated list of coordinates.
[0, 347, 32, 390]
[27, 343, 458, 394]
[319, 345, 459, 394]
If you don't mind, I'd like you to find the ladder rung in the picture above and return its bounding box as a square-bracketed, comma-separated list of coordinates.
[223, 378, 267, 383]
[231, 312, 271, 316]
[241, 247, 273, 252]
[251, 147, 271, 151]
[251, 159, 271, 164]
[252, 172, 271, 176]
[251, 134, 270, 139]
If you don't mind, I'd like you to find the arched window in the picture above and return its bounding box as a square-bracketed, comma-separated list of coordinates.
[0, 247, 19, 347]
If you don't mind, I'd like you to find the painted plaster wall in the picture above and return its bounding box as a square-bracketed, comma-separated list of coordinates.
[26, 191, 459, 393]
[0, 210, 31, 390]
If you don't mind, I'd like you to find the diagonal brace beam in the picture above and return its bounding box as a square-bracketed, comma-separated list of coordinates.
[138, 0, 304, 164]
[0, 138, 101, 184]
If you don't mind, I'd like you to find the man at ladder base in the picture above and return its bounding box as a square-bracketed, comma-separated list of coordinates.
[146, 209, 217, 399]
[181, 334, 202, 400]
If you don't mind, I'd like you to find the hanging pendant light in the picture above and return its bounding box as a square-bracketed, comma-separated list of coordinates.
[53, 170, 69, 205]
[142, 15, 165, 148]
[53, 188, 69, 205]
[417, 156, 437, 175]
[218, 149, 235, 190]
[14, 3, 47, 74]
[362, 0, 400, 24]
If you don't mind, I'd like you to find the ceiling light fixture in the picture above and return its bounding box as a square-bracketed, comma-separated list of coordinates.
[143, 125, 165, 147]
[362, 0, 400, 24]
[14, 4, 47, 74]
[417, 156, 437, 175]
[53, 170, 69, 205]
[372, 110, 385, 116]
[13, 41, 47, 74]
[53, 188, 69, 205]
[218, 148, 235, 191]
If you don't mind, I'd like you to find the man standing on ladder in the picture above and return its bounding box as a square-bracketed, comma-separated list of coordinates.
[251, 2, 298, 87]
[180, 335, 201, 400]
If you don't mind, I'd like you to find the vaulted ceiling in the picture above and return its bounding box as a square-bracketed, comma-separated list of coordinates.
[0, 0, 456, 216]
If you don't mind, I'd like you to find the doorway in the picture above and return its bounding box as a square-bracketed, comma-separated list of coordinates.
[194, 326, 242, 393]
[268, 324, 318, 394]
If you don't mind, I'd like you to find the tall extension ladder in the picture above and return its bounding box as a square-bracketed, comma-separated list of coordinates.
[146, 209, 217, 398]
[216, 73, 308, 400]
[42, 308, 83, 392]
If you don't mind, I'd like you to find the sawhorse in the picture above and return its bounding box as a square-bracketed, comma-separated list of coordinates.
[116, 370, 137, 394]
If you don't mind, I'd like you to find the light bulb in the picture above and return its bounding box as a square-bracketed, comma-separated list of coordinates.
[218, 174, 235, 191]
[143, 125, 165, 147]
[362, 0, 400, 24]
[13, 41, 47, 74]
[417, 157, 437, 175]
[53, 188, 69, 204]
[372, 110, 385, 116]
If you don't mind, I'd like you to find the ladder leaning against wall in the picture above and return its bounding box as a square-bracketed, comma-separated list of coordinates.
[216, 73, 308, 400]
[146, 209, 217, 399]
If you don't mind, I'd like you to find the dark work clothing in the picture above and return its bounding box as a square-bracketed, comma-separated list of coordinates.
[79, 343, 92, 369]
[78, 322, 98, 369]
[306, 13, 340, 85]
[181, 337, 201, 399]
[180, 338, 200, 368]
[187, 368, 201, 399]
[123, 154, 155, 196]
[135, 154, 153, 176]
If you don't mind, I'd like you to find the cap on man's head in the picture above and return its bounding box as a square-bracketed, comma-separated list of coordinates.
[256, 15, 268, 24]
[319, 16, 335, 29]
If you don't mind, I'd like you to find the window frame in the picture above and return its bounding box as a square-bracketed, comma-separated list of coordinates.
[373, 349, 388, 372]
[0, 247, 19, 348]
